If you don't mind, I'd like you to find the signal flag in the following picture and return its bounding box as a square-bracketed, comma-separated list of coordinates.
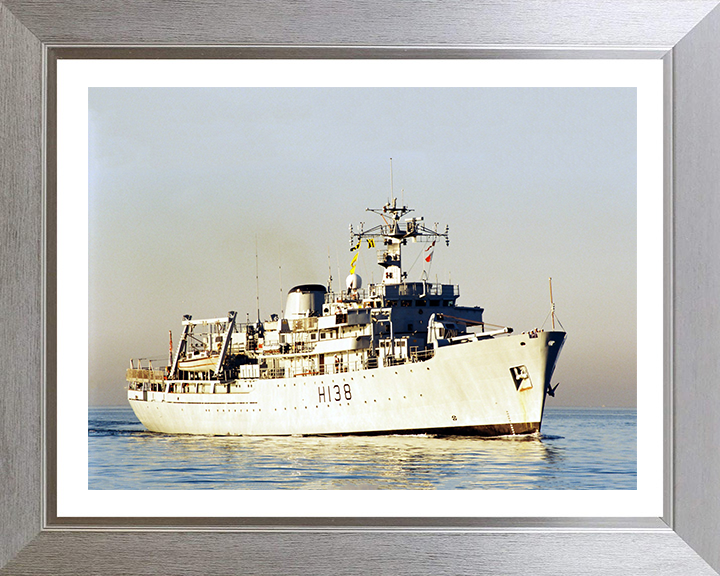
[424, 240, 436, 263]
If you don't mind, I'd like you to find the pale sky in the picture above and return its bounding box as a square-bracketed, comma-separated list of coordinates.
[89, 87, 637, 407]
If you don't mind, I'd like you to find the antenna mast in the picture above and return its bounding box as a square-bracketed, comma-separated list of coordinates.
[353, 198, 449, 286]
[255, 235, 260, 322]
[549, 277, 556, 329]
[327, 247, 333, 293]
[390, 157, 394, 202]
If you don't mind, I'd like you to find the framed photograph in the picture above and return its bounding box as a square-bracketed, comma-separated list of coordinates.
[2, 1, 720, 574]
[63, 60, 661, 518]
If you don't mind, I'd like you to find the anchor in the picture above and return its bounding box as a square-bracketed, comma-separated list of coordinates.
[546, 382, 560, 397]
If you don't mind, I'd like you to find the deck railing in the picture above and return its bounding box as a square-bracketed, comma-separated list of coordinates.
[410, 347, 435, 362]
[258, 357, 386, 379]
[126, 368, 166, 383]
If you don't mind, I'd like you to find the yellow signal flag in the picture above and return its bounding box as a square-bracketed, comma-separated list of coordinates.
[350, 240, 361, 252]
[350, 251, 359, 274]
[367, 238, 375, 248]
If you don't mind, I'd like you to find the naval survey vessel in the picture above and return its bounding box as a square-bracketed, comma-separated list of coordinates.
[127, 198, 565, 436]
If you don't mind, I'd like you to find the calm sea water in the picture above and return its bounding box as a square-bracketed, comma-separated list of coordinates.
[88, 406, 636, 490]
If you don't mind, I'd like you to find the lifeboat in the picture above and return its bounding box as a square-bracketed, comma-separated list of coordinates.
[177, 350, 219, 372]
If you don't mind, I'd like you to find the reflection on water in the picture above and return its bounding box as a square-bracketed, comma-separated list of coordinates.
[89, 406, 635, 490]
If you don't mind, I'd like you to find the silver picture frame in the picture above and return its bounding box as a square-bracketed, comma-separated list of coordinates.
[2, 1, 720, 573]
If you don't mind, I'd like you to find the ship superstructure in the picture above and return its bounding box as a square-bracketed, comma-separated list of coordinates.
[127, 198, 565, 436]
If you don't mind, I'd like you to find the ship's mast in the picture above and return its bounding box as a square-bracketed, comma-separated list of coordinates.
[549, 277, 556, 329]
[350, 199, 449, 285]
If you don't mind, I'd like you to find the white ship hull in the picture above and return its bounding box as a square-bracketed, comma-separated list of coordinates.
[128, 330, 564, 436]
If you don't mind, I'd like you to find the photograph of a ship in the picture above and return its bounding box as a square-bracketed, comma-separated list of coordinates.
[88, 85, 638, 490]
[127, 195, 565, 437]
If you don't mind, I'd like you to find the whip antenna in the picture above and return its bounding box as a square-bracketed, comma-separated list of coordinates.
[390, 157, 394, 203]
[327, 247, 333, 293]
[255, 235, 260, 322]
[549, 277, 556, 330]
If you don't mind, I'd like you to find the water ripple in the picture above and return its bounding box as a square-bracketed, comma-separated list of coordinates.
[89, 406, 636, 490]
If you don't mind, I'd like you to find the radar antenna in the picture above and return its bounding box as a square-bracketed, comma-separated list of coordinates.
[351, 195, 449, 286]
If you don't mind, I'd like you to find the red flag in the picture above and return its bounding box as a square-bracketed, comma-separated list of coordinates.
[424, 241, 436, 263]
